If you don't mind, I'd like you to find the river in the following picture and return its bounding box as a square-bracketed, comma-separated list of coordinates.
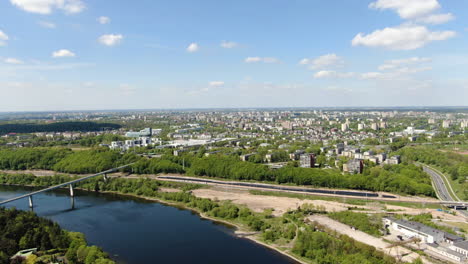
[0, 185, 297, 264]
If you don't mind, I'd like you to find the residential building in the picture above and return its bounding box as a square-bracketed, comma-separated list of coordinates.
[300, 153, 315, 168]
[443, 120, 451, 128]
[343, 159, 363, 174]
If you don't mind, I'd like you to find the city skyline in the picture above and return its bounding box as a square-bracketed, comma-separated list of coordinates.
[1, 0, 468, 111]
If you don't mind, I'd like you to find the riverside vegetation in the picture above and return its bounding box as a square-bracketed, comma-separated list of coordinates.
[0, 173, 427, 264]
[0, 207, 114, 264]
[0, 147, 435, 196]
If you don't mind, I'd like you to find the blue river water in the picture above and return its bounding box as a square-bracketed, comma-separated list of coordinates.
[0, 185, 297, 264]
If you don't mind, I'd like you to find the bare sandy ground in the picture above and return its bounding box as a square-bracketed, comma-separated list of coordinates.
[193, 188, 351, 216]
[0, 169, 63, 176]
[191, 188, 468, 224]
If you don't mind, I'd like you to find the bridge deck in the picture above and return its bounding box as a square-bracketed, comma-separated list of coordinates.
[0, 164, 132, 206]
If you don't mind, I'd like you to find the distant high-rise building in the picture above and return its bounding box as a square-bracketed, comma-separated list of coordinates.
[380, 121, 387, 129]
[300, 153, 315, 168]
[357, 123, 365, 130]
[341, 123, 349, 132]
[442, 120, 451, 128]
[343, 159, 363, 174]
[371, 123, 379, 130]
[428, 118, 436, 124]
[460, 120, 467, 129]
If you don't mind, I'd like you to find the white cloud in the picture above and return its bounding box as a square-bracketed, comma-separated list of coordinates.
[245, 57, 261, 63]
[360, 72, 385, 80]
[245, 57, 279, 63]
[4, 58, 24, 64]
[52, 49, 76, 58]
[98, 16, 111, 24]
[98, 34, 123, 46]
[220, 41, 238, 49]
[416, 13, 454, 25]
[209, 81, 224, 87]
[38, 20, 56, 28]
[300, 54, 344, 70]
[119, 84, 136, 96]
[0, 30, 9, 46]
[369, 0, 440, 19]
[378, 57, 431, 70]
[10, 0, 85, 15]
[324, 86, 353, 94]
[187, 43, 199, 53]
[313, 70, 355, 79]
[82, 82, 95, 87]
[361, 66, 431, 80]
[352, 25, 455, 50]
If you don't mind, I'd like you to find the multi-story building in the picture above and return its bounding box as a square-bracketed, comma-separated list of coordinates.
[300, 153, 315, 168]
[341, 123, 349, 132]
[343, 159, 363, 174]
[442, 120, 451, 128]
[125, 128, 152, 138]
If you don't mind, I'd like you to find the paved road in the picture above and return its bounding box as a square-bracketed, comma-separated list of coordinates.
[423, 166, 454, 201]
[422, 165, 468, 217]
[158, 175, 400, 199]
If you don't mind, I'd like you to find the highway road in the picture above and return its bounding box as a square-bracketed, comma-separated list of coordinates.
[422, 165, 468, 217]
[424, 166, 454, 201]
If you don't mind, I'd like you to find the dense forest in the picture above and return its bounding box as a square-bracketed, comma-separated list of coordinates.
[0, 208, 114, 264]
[0, 148, 140, 174]
[0, 122, 121, 134]
[0, 147, 435, 196]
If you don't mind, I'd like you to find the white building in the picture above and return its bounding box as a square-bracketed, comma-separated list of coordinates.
[427, 243, 467, 263]
[443, 120, 451, 128]
[450, 241, 468, 258]
[384, 217, 444, 243]
[341, 123, 349, 132]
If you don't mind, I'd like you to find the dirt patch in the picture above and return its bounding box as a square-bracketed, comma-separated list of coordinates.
[0, 170, 62, 177]
[159, 187, 180, 193]
[193, 188, 355, 216]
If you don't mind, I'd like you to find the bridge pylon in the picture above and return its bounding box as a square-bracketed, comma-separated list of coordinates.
[28, 195, 33, 208]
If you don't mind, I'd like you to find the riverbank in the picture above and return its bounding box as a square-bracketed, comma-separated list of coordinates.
[97, 189, 310, 264]
[0, 182, 307, 264]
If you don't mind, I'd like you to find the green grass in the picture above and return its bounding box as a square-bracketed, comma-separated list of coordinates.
[249, 190, 443, 210]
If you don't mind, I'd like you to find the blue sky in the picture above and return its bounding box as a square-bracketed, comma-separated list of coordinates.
[0, 0, 467, 111]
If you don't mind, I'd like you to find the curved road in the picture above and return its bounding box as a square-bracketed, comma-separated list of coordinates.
[422, 165, 468, 217]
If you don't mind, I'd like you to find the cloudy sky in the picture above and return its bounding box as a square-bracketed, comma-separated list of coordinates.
[0, 0, 467, 111]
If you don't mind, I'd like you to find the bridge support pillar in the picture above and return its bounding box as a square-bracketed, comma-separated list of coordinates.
[103, 173, 108, 182]
[28, 195, 33, 208]
[69, 184, 74, 197]
[70, 197, 75, 209]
